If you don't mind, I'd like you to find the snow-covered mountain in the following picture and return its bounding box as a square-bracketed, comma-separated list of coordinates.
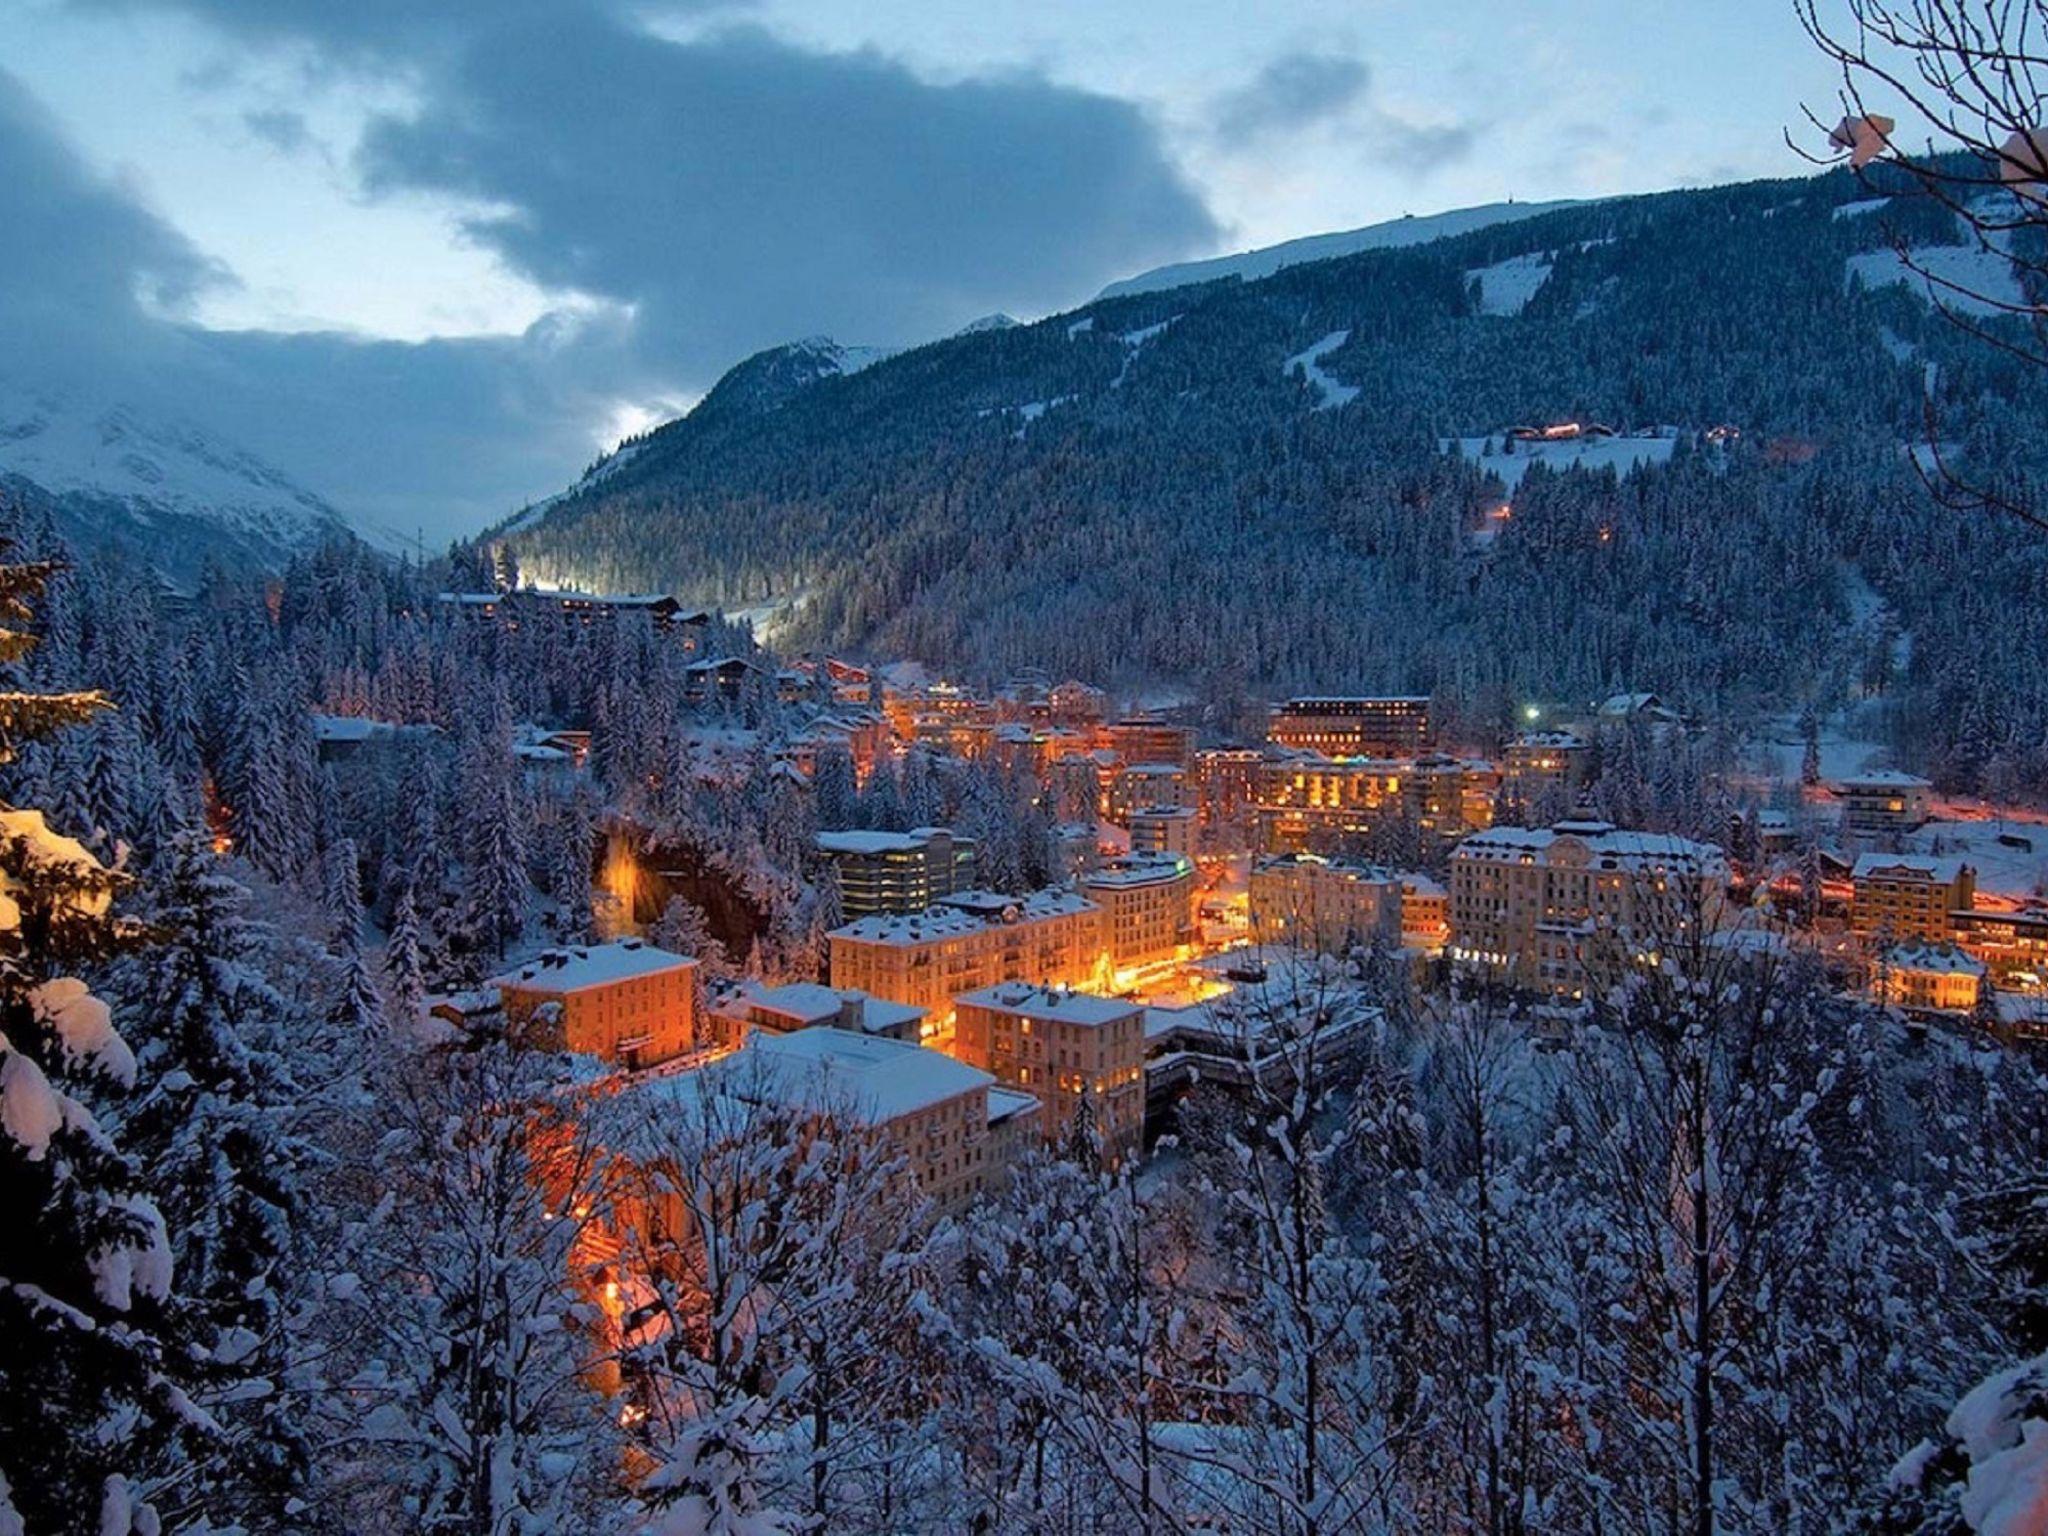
[1097, 198, 1588, 299]
[0, 378, 397, 579]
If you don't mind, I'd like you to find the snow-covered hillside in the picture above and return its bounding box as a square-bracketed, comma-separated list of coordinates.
[1098, 199, 1587, 299]
[0, 377, 396, 575]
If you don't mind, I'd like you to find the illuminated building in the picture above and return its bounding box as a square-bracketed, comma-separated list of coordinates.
[1248, 854, 1402, 952]
[490, 941, 700, 1068]
[1249, 752, 1496, 852]
[1400, 873, 1450, 951]
[1108, 762, 1190, 824]
[953, 984, 1146, 1166]
[1448, 819, 1727, 998]
[1952, 906, 2048, 989]
[827, 889, 1106, 1027]
[1106, 714, 1194, 769]
[1129, 805, 1199, 857]
[1268, 696, 1432, 756]
[1503, 730, 1588, 798]
[1878, 944, 1986, 1014]
[814, 827, 979, 918]
[708, 980, 927, 1045]
[1081, 853, 1196, 972]
[1835, 771, 1934, 835]
[1194, 747, 1263, 825]
[1850, 853, 1976, 947]
[1047, 680, 1108, 729]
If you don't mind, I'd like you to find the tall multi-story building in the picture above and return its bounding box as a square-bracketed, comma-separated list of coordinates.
[1248, 854, 1402, 952]
[1503, 731, 1589, 800]
[1108, 762, 1191, 824]
[1129, 805, 1199, 857]
[827, 890, 1106, 1025]
[953, 983, 1146, 1166]
[1194, 747, 1263, 826]
[1081, 853, 1196, 972]
[1851, 853, 1976, 946]
[1268, 696, 1432, 757]
[1250, 753, 1495, 852]
[1447, 819, 1728, 998]
[490, 941, 700, 1068]
[814, 827, 979, 917]
[1835, 771, 1934, 835]
[1400, 873, 1451, 951]
[1107, 714, 1194, 769]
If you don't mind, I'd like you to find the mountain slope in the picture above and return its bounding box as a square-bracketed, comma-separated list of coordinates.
[1096, 199, 1587, 298]
[0, 378, 394, 579]
[493, 166, 2048, 756]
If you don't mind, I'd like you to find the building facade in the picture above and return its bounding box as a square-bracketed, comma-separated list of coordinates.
[1248, 854, 1403, 952]
[1129, 805, 1199, 857]
[1268, 696, 1432, 757]
[827, 890, 1107, 1025]
[1836, 771, 1934, 835]
[491, 941, 700, 1068]
[814, 827, 979, 918]
[1081, 854, 1196, 973]
[1851, 853, 1976, 946]
[1448, 820, 1728, 999]
[953, 984, 1146, 1166]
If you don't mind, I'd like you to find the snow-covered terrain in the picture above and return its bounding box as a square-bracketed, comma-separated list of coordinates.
[1099, 199, 1587, 299]
[1845, 242, 2027, 317]
[1283, 331, 1359, 411]
[1466, 252, 1554, 316]
[0, 376, 395, 575]
[1447, 431, 1678, 490]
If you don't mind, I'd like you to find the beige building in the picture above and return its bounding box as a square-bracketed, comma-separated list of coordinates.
[827, 889, 1107, 1027]
[1448, 819, 1728, 998]
[1880, 944, 1987, 1014]
[491, 941, 699, 1068]
[1106, 715, 1194, 769]
[1251, 753, 1495, 852]
[1109, 762, 1191, 824]
[1129, 805, 1199, 857]
[953, 984, 1146, 1166]
[1503, 731, 1588, 799]
[1851, 853, 1976, 946]
[1268, 696, 1432, 756]
[1081, 853, 1196, 973]
[1249, 854, 1402, 952]
[1401, 874, 1451, 951]
[1836, 771, 1934, 835]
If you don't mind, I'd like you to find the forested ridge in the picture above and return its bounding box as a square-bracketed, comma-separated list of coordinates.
[502, 164, 2048, 784]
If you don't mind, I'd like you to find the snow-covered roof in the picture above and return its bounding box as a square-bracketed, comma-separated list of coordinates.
[1082, 853, 1193, 889]
[1510, 730, 1587, 749]
[1853, 852, 1972, 883]
[815, 829, 937, 856]
[1886, 943, 1986, 976]
[830, 888, 1097, 945]
[713, 981, 925, 1036]
[1837, 770, 1933, 789]
[956, 983, 1142, 1028]
[490, 941, 697, 993]
[1453, 822, 1724, 870]
[721, 1026, 992, 1121]
[986, 1086, 1042, 1126]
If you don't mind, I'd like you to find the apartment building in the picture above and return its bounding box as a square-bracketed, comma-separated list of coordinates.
[1268, 696, 1432, 756]
[1194, 747, 1263, 825]
[1448, 819, 1728, 998]
[1129, 805, 1199, 857]
[1879, 944, 1987, 1014]
[814, 827, 979, 918]
[1400, 873, 1451, 951]
[490, 940, 700, 1068]
[1835, 771, 1934, 835]
[1248, 854, 1402, 952]
[1108, 762, 1191, 824]
[1503, 730, 1589, 799]
[827, 889, 1106, 1024]
[953, 984, 1146, 1166]
[1081, 853, 1196, 972]
[1106, 714, 1194, 769]
[1850, 853, 1977, 946]
[1250, 753, 1495, 852]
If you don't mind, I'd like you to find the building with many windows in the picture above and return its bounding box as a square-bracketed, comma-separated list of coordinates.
[1879, 943, 1987, 1015]
[1503, 730, 1589, 800]
[953, 984, 1146, 1166]
[1268, 696, 1432, 756]
[1248, 854, 1402, 952]
[1835, 771, 1934, 835]
[708, 980, 927, 1045]
[1850, 853, 1977, 946]
[814, 827, 979, 918]
[1129, 805, 1199, 857]
[827, 890, 1106, 1025]
[1106, 714, 1194, 769]
[1448, 819, 1728, 998]
[1108, 762, 1191, 824]
[1081, 853, 1196, 972]
[490, 941, 700, 1068]
[1250, 753, 1496, 852]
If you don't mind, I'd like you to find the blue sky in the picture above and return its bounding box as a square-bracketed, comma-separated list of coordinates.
[0, 0, 1841, 540]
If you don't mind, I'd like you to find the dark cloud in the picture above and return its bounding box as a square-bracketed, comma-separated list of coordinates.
[32, 4, 1221, 538]
[349, 14, 1219, 375]
[0, 66, 648, 540]
[241, 106, 314, 155]
[1213, 52, 1372, 142]
[1371, 115, 1477, 176]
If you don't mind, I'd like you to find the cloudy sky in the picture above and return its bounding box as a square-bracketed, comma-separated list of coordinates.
[0, 0, 1837, 542]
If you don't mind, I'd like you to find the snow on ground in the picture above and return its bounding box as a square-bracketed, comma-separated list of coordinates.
[1283, 331, 1359, 410]
[1466, 252, 1553, 316]
[727, 590, 808, 646]
[1751, 705, 1896, 788]
[1446, 432, 1677, 491]
[1846, 242, 2027, 317]
[1066, 316, 1095, 337]
[1833, 197, 1891, 221]
[1908, 820, 2048, 899]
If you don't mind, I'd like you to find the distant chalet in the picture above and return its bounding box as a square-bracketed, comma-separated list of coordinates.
[436, 587, 712, 641]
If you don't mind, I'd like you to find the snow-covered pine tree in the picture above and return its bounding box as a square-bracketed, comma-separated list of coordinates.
[0, 548, 195, 1535]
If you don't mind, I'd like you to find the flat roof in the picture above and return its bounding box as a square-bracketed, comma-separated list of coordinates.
[490, 941, 697, 993]
[1082, 854, 1192, 889]
[714, 981, 925, 1034]
[729, 1026, 992, 1120]
[815, 829, 936, 855]
[956, 983, 1141, 1027]
[830, 888, 1097, 945]
[1837, 770, 1933, 789]
[1853, 852, 1971, 882]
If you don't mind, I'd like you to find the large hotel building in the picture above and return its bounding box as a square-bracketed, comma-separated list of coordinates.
[1268, 696, 1433, 756]
[1248, 854, 1403, 952]
[1448, 819, 1728, 998]
[1251, 753, 1498, 852]
[814, 827, 979, 917]
[1079, 853, 1197, 972]
[953, 983, 1147, 1165]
